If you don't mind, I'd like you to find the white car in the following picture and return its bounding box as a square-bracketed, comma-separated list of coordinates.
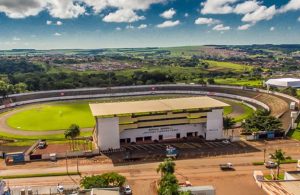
[222, 140, 230, 144]
[57, 185, 64, 193]
[124, 185, 132, 195]
[265, 161, 277, 169]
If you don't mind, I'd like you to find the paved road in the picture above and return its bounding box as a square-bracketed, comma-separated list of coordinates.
[2, 139, 300, 195]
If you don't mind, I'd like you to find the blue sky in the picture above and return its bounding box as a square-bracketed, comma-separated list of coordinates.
[0, 0, 299, 49]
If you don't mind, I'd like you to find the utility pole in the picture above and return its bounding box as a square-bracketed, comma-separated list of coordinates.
[76, 155, 79, 175]
[263, 148, 266, 163]
[66, 152, 68, 174]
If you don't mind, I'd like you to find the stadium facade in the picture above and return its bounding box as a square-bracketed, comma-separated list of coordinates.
[89, 97, 229, 150]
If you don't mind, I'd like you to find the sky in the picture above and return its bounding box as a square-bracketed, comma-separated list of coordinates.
[0, 0, 299, 49]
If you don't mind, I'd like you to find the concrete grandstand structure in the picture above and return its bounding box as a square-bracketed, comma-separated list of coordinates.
[89, 97, 228, 150]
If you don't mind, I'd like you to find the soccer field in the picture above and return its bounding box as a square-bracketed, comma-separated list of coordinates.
[5, 96, 251, 132]
[6, 103, 95, 131]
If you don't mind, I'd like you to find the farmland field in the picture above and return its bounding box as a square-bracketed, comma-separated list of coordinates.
[205, 60, 252, 72]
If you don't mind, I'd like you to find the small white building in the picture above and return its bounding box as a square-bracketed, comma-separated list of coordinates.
[89, 97, 229, 150]
[266, 78, 300, 89]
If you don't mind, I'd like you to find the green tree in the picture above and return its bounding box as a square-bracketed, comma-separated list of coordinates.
[157, 158, 176, 177]
[223, 116, 236, 137]
[80, 172, 126, 189]
[64, 124, 81, 151]
[270, 149, 287, 179]
[207, 78, 215, 85]
[0, 80, 13, 98]
[158, 173, 179, 195]
[14, 82, 27, 93]
[241, 110, 282, 134]
[80, 175, 107, 189]
[101, 172, 126, 187]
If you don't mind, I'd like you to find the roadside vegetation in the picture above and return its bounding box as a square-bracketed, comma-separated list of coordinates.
[80, 172, 126, 189]
[241, 109, 282, 134]
[157, 158, 192, 195]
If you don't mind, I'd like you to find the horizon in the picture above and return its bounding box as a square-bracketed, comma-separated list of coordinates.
[2, 43, 300, 51]
[0, 0, 299, 49]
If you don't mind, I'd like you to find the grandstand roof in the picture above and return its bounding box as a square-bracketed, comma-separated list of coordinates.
[89, 97, 228, 117]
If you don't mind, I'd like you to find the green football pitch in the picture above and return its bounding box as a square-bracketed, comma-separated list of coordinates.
[6, 102, 95, 131]
[5, 96, 250, 132]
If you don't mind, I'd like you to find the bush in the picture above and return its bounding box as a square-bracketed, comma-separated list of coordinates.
[80, 172, 126, 189]
[252, 162, 264, 165]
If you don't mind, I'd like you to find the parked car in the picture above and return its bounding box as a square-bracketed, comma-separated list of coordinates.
[57, 184, 64, 194]
[222, 140, 230, 144]
[38, 140, 47, 149]
[220, 163, 234, 171]
[265, 161, 277, 169]
[124, 185, 132, 195]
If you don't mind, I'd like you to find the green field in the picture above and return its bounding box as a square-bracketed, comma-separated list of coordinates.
[287, 125, 300, 141]
[7, 103, 95, 131]
[214, 78, 263, 88]
[6, 97, 251, 132]
[205, 60, 252, 72]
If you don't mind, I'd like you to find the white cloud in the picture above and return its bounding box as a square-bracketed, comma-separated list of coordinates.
[12, 37, 21, 41]
[47, 0, 85, 19]
[201, 0, 238, 14]
[195, 17, 220, 25]
[184, 13, 189, 17]
[234, 0, 260, 14]
[56, 21, 63, 25]
[156, 20, 180, 28]
[0, 0, 46, 19]
[237, 23, 252, 30]
[54, 32, 62, 36]
[279, 0, 300, 13]
[103, 9, 145, 23]
[46, 20, 52, 25]
[160, 8, 176, 19]
[298, 17, 300, 22]
[83, 0, 167, 13]
[242, 5, 276, 23]
[115, 27, 122, 31]
[137, 24, 147, 29]
[212, 24, 230, 31]
[270, 26, 275, 31]
[126, 24, 135, 29]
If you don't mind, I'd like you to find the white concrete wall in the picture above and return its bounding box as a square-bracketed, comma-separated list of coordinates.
[284, 172, 297, 180]
[206, 109, 223, 140]
[120, 124, 205, 142]
[97, 117, 120, 150]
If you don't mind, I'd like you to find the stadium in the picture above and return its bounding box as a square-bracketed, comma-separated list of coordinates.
[0, 84, 297, 154]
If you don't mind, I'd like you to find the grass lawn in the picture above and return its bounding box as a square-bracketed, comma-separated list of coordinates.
[1, 172, 79, 179]
[224, 106, 233, 115]
[214, 78, 263, 88]
[5, 95, 190, 131]
[234, 103, 254, 122]
[287, 127, 300, 141]
[205, 60, 252, 72]
[0, 131, 93, 146]
[7, 103, 95, 131]
[264, 173, 284, 180]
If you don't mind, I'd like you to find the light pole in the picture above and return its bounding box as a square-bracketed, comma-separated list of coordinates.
[263, 148, 266, 163]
